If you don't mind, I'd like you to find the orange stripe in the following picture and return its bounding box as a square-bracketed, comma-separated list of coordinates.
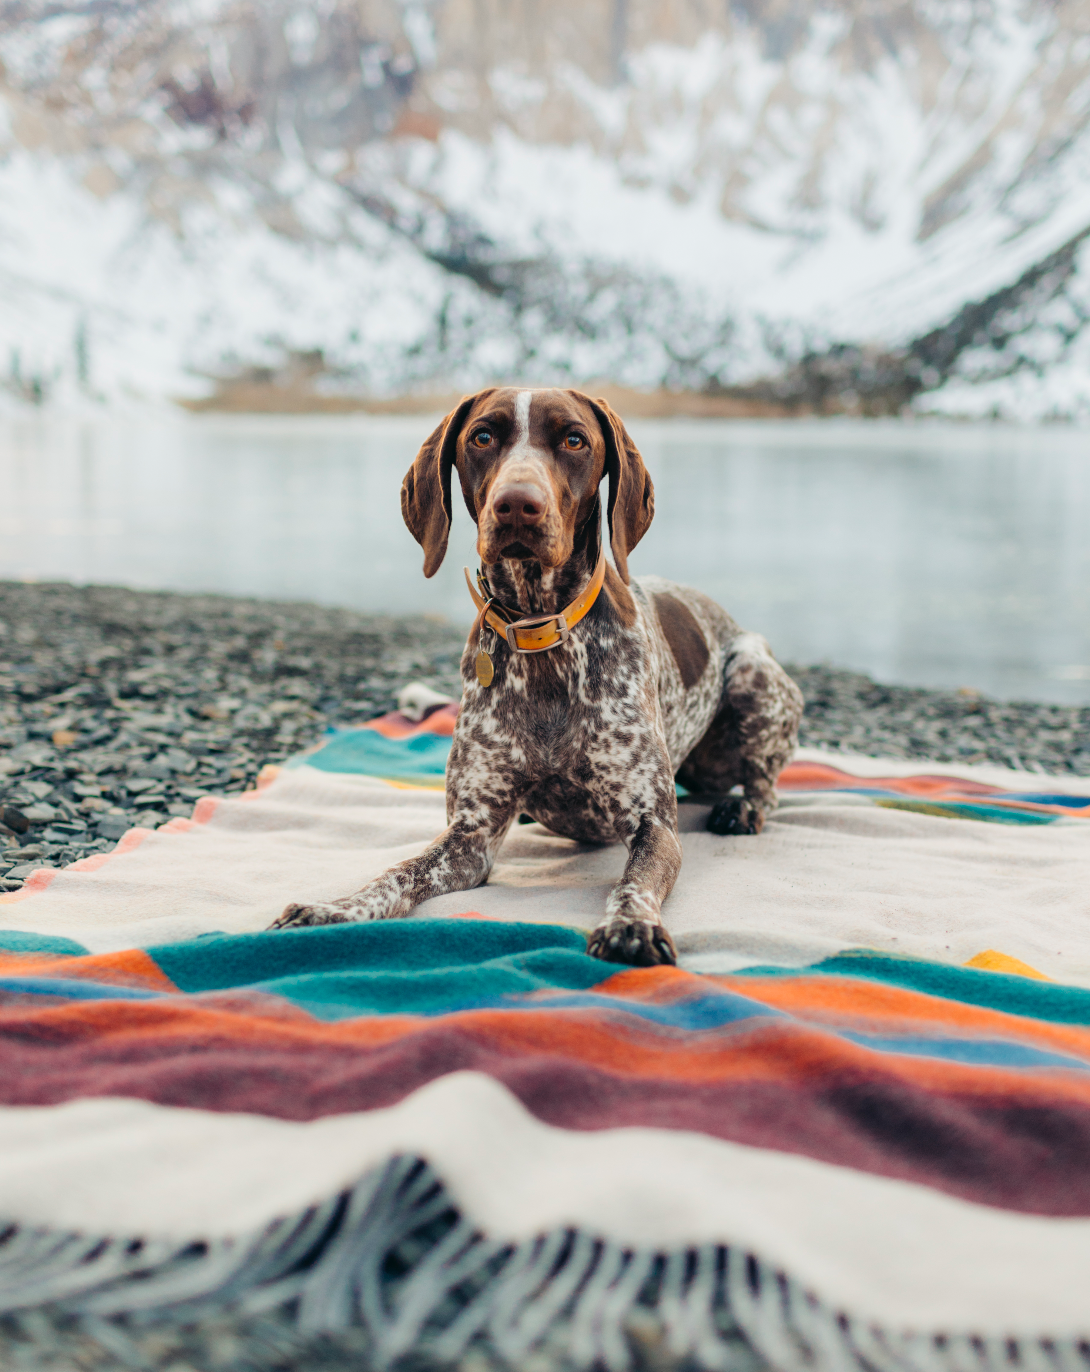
[776, 761, 1088, 817]
[585, 967, 1090, 1061]
[364, 706, 459, 739]
[711, 973, 1090, 1060]
[0, 997, 416, 1047]
[590, 965, 700, 1003]
[0, 949, 178, 992]
[439, 1011, 1090, 1101]
[5, 956, 1086, 1075]
[778, 762, 1002, 796]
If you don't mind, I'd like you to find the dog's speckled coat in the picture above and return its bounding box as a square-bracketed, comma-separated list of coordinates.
[273, 389, 803, 965]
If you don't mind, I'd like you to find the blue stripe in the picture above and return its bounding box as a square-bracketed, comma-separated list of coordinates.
[842, 1030, 1090, 1073]
[527, 988, 783, 1030]
[0, 976, 161, 1002]
[824, 783, 1086, 809]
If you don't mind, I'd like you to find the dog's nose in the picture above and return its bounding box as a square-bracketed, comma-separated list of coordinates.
[491, 482, 546, 527]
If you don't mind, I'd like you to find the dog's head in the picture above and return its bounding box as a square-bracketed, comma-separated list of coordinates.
[400, 387, 654, 581]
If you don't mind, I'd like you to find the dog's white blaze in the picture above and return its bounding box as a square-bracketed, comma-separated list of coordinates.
[497, 388, 550, 485]
[513, 388, 532, 448]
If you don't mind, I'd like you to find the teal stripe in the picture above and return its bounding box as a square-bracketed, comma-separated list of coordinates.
[873, 798, 1056, 825]
[0, 930, 89, 956]
[298, 729, 451, 778]
[741, 949, 1090, 1026]
[149, 920, 609, 1018]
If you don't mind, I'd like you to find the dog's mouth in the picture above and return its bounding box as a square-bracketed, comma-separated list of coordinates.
[499, 541, 535, 560]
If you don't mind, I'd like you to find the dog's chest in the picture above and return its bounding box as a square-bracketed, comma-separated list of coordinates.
[458, 625, 657, 775]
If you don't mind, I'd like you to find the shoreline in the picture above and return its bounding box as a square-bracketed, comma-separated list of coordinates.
[177, 382, 805, 419]
[2, 580, 1087, 892]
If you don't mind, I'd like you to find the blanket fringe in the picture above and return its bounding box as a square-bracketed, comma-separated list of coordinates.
[0, 1157, 1081, 1371]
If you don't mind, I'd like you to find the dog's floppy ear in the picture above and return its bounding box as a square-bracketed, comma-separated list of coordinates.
[587, 397, 655, 584]
[400, 395, 477, 577]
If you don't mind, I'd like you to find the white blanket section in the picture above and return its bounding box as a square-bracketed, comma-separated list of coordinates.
[1, 747, 1088, 982]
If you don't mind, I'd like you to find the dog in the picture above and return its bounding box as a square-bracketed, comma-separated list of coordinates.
[272, 388, 804, 966]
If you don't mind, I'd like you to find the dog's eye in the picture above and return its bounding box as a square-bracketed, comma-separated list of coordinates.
[564, 434, 585, 450]
[471, 429, 493, 448]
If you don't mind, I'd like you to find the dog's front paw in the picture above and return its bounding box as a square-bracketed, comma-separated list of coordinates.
[587, 917, 677, 968]
[706, 796, 764, 836]
[271, 900, 357, 930]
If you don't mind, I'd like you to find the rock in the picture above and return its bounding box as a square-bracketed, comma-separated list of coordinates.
[6, 862, 53, 879]
[164, 748, 197, 773]
[125, 777, 161, 794]
[1, 806, 29, 833]
[81, 753, 127, 774]
[132, 761, 174, 779]
[200, 769, 234, 786]
[8, 742, 55, 767]
[20, 803, 57, 823]
[95, 815, 132, 841]
[41, 828, 81, 845]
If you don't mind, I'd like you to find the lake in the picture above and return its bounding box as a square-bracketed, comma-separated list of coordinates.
[1, 412, 1088, 705]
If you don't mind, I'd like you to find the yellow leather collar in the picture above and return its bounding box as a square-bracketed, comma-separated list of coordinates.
[464, 548, 607, 653]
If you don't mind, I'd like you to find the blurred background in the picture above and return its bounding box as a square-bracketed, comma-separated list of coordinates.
[0, 0, 1088, 703]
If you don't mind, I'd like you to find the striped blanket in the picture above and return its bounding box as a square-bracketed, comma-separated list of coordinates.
[2, 708, 1090, 1369]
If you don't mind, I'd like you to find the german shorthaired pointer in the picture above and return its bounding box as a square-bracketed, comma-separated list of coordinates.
[273, 388, 804, 966]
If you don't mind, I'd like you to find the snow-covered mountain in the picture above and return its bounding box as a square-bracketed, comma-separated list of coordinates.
[1, 0, 1089, 416]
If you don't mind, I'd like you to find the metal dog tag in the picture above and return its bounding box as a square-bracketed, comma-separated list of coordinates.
[474, 621, 497, 688]
[475, 651, 494, 687]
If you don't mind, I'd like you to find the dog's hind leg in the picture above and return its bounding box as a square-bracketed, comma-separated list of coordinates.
[676, 632, 804, 837]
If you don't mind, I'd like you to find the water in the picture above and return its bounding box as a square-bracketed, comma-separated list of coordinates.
[1, 412, 1087, 705]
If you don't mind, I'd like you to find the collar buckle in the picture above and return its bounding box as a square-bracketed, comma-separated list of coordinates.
[465, 539, 605, 659]
[505, 615, 569, 653]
